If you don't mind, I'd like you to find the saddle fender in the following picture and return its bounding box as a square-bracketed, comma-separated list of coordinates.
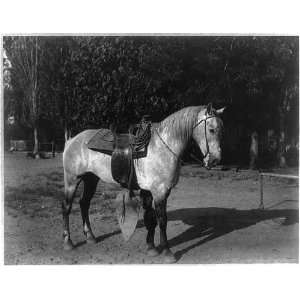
[115, 190, 140, 241]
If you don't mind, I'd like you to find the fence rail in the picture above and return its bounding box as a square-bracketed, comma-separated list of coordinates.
[9, 139, 65, 153]
[259, 172, 299, 209]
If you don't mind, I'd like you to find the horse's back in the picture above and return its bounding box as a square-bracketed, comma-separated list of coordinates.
[63, 129, 98, 174]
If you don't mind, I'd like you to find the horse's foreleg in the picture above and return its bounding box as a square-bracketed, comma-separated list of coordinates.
[154, 191, 176, 263]
[62, 175, 79, 250]
[155, 199, 169, 249]
[80, 173, 99, 244]
[141, 190, 159, 257]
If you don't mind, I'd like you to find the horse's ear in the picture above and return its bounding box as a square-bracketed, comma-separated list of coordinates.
[206, 103, 213, 115]
[216, 107, 226, 115]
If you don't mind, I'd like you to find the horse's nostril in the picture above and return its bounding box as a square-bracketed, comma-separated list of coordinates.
[211, 158, 218, 166]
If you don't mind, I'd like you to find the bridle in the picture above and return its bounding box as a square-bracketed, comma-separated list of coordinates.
[192, 114, 221, 160]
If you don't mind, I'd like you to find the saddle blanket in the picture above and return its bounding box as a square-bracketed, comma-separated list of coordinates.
[86, 128, 115, 155]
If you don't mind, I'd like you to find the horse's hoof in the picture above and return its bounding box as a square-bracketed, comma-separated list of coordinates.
[63, 240, 74, 251]
[146, 247, 160, 257]
[161, 249, 177, 264]
[85, 231, 97, 244]
[86, 236, 97, 244]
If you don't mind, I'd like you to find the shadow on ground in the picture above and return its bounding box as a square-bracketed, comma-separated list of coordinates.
[166, 203, 298, 260]
[74, 230, 122, 249]
[77, 200, 299, 262]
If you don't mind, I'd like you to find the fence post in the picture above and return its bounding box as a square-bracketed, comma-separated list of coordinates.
[52, 141, 55, 158]
[259, 173, 264, 209]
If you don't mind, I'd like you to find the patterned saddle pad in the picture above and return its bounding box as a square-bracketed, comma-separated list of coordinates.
[86, 128, 115, 155]
[86, 124, 152, 159]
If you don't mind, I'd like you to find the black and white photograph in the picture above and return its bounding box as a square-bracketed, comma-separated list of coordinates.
[2, 35, 299, 265]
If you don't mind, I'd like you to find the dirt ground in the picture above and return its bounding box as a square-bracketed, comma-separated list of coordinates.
[3, 152, 299, 264]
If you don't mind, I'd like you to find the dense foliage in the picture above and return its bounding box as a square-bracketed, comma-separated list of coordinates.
[3, 36, 298, 165]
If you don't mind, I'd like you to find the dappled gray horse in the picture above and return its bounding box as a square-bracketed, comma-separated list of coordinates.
[62, 104, 225, 263]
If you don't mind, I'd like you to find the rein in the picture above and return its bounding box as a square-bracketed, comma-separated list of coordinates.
[154, 127, 184, 163]
[155, 114, 220, 163]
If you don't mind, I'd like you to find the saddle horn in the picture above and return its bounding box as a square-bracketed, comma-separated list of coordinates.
[110, 123, 117, 134]
[206, 102, 213, 115]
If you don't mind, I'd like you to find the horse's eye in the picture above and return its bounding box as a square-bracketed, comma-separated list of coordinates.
[209, 129, 215, 134]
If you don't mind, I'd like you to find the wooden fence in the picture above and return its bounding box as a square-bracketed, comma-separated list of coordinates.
[10, 139, 65, 153]
[259, 172, 299, 209]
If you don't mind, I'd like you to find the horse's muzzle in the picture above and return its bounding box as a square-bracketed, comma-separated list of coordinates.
[204, 155, 221, 169]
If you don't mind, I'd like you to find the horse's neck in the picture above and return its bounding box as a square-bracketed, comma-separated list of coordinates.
[158, 120, 193, 158]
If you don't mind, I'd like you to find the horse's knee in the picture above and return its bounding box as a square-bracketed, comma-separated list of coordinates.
[154, 199, 166, 215]
[141, 190, 152, 209]
[144, 208, 157, 230]
[63, 182, 77, 213]
[62, 200, 72, 215]
[154, 200, 167, 229]
[141, 190, 157, 229]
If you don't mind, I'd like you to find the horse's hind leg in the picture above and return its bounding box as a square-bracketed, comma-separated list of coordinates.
[141, 190, 159, 257]
[80, 173, 99, 244]
[62, 173, 80, 250]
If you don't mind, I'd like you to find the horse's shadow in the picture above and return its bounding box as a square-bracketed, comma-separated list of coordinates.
[167, 202, 298, 260]
[75, 201, 298, 262]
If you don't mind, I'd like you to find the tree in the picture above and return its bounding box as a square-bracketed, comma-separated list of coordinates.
[60, 36, 188, 133]
[3, 36, 298, 167]
[4, 37, 40, 157]
[37, 37, 76, 143]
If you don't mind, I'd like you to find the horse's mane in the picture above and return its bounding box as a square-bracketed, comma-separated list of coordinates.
[157, 106, 205, 141]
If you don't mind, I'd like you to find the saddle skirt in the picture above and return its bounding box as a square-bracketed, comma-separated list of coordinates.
[86, 128, 115, 155]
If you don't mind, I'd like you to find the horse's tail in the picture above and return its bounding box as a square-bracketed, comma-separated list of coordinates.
[64, 138, 71, 148]
[63, 136, 74, 166]
[63, 135, 74, 152]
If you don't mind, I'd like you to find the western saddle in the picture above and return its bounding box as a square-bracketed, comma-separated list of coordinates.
[111, 117, 151, 189]
[87, 116, 152, 189]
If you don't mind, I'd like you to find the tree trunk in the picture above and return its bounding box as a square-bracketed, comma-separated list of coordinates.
[33, 125, 40, 159]
[32, 37, 39, 159]
[64, 125, 68, 143]
[64, 94, 70, 143]
[278, 109, 287, 167]
[52, 140, 56, 158]
[249, 131, 259, 169]
[277, 90, 288, 168]
[64, 123, 70, 143]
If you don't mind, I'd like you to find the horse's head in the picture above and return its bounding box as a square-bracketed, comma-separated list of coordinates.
[192, 103, 225, 169]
